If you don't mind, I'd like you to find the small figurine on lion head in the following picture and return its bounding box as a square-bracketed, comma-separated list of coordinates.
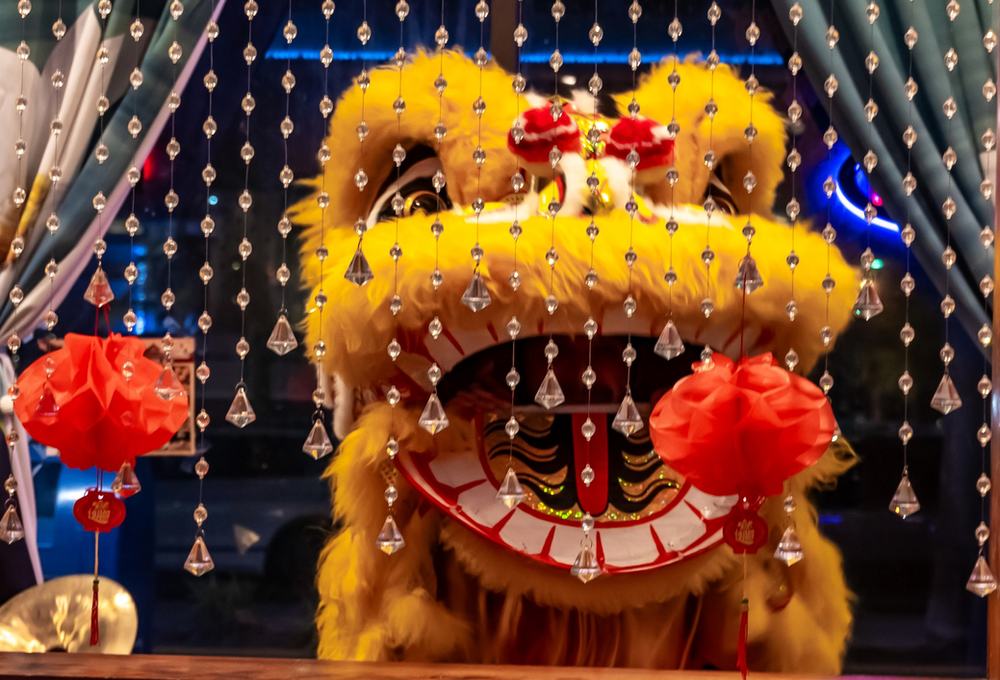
[297, 52, 858, 672]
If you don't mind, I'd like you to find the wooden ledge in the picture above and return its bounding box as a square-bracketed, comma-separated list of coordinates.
[0, 653, 960, 680]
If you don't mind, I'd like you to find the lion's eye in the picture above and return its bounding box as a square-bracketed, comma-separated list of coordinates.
[406, 190, 445, 216]
[376, 178, 451, 223]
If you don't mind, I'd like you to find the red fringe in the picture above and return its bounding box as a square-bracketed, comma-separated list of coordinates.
[737, 599, 749, 679]
[90, 578, 99, 646]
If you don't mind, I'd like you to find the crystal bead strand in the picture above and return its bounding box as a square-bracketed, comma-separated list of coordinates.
[890, 1, 920, 520]
[930, 3, 963, 415]
[123, 4, 145, 334]
[851, 2, 885, 322]
[783, 3, 804, 371]
[427, 1, 449, 343]
[817, 0, 839, 397]
[224, 0, 258, 428]
[531, 0, 566, 412]
[43, 1, 68, 335]
[654, 0, 685, 363]
[344, 2, 374, 286]
[183, 5, 221, 578]
[301, 1, 336, 463]
[700, 2, 721, 331]
[732, 2, 766, 309]
[459, 0, 493, 314]
[966, 0, 998, 597]
[156, 0, 185, 402]
[375, 0, 413, 557]
[82, 0, 114, 313]
[496, 0, 527, 512]
[1, 0, 31, 546]
[610, 1, 643, 441]
[267, 1, 300, 359]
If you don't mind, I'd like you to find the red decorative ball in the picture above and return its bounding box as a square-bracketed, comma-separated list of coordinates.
[507, 104, 581, 165]
[649, 353, 835, 500]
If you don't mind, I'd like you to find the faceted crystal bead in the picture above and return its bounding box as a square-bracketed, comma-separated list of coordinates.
[612, 393, 643, 437]
[900, 273, 915, 297]
[111, 461, 142, 498]
[967, 556, 998, 597]
[785, 348, 799, 371]
[461, 271, 491, 312]
[226, 388, 256, 428]
[344, 248, 374, 286]
[534, 368, 565, 410]
[734, 255, 764, 293]
[184, 535, 215, 576]
[0, 505, 25, 544]
[418, 393, 449, 434]
[941, 295, 955, 318]
[943, 97, 958, 119]
[302, 419, 334, 460]
[496, 468, 525, 509]
[267, 315, 298, 356]
[930, 373, 962, 414]
[376, 515, 405, 555]
[899, 322, 915, 347]
[978, 424, 992, 445]
[154, 363, 185, 400]
[853, 278, 883, 320]
[898, 371, 913, 394]
[889, 473, 920, 518]
[819, 371, 834, 394]
[774, 526, 803, 566]
[571, 543, 601, 583]
[898, 421, 913, 443]
[940, 342, 955, 364]
[84, 268, 114, 307]
[978, 324, 993, 347]
[977, 473, 992, 496]
[655, 320, 685, 360]
[979, 375, 993, 397]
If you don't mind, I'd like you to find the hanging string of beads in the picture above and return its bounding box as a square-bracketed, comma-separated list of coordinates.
[426, 1, 448, 346]
[343, 2, 374, 286]
[654, 0, 685, 363]
[889, 0, 921, 521]
[783, 3, 803, 371]
[182, 3, 222, 579]
[458, 0, 493, 315]
[123, 3, 145, 334]
[1, 0, 33, 546]
[531, 0, 565, 412]
[44, 1, 68, 335]
[374, 0, 414, 557]
[700, 2, 721, 338]
[495, 0, 528, 513]
[225, 0, 260, 429]
[817, 0, 840, 397]
[266, 2, 300, 360]
[966, 0, 999, 597]
[300, 2, 335, 462]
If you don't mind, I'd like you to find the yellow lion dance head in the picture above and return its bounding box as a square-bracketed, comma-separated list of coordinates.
[297, 52, 858, 672]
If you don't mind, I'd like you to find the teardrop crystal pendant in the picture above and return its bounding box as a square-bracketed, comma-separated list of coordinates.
[0, 505, 25, 544]
[418, 392, 449, 434]
[612, 393, 644, 437]
[83, 267, 115, 307]
[853, 277, 884, 320]
[375, 515, 405, 555]
[266, 314, 299, 356]
[930, 372, 962, 414]
[154, 362, 185, 400]
[183, 535, 215, 576]
[225, 387, 257, 428]
[570, 543, 602, 583]
[461, 270, 492, 312]
[734, 254, 764, 293]
[496, 467, 525, 509]
[344, 247, 374, 286]
[889, 473, 920, 518]
[111, 461, 141, 498]
[302, 419, 334, 459]
[966, 555, 998, 597]
[534, 368, 566, 409]
[774, 526, 804, 566]
[34, 382, 59, 418]
[654, 319, 685, 360]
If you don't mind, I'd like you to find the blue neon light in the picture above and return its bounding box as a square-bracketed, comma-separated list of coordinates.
[265, 49, 783, 66]
[833, 181, 899, 233]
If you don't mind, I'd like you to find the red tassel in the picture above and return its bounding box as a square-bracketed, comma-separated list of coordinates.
[90, 578, 99, 646]
[737, 599, 749, 679]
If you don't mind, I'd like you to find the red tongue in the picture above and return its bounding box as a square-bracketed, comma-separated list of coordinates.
[571, 413, 609, 515]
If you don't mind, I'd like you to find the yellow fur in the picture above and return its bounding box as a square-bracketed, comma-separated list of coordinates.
[304, 52, 858, 671]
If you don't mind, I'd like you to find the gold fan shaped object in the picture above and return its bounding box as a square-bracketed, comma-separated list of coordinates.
[0, 575, 137, 653]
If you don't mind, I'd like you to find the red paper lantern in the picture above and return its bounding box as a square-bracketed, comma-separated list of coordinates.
[649, 352, 835, 502]
[13, 333, 188, 473]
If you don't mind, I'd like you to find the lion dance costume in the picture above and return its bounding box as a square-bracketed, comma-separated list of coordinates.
[298, 53, 858, 672]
